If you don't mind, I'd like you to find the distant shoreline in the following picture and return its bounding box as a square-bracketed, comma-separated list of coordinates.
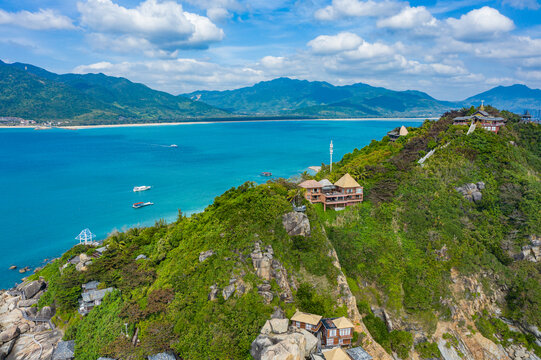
[0, 117, 433, 130]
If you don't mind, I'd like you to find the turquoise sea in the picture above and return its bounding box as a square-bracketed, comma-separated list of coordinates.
[0, 119, 423, 288]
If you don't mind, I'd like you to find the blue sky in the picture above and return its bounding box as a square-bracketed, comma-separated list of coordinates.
[1, 0, 541, 100]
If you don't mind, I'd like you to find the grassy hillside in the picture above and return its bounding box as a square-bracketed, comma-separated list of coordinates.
[31, 181, 345, 359]
[313, 110, 541, 354]
[29, 109, 541, 358]
[0, 61, 229, 124]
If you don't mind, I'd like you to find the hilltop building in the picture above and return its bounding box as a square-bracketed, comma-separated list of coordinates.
[291, 311, 322, 333]
[521, 110, 532, 123]
[387, 125, 409, 141]
[299, 173, 363, 211]
[453, 105, 506, 133]
[320, 317, 355, 347]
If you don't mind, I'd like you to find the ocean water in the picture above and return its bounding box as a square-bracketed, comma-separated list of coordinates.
[0, 119, 422, 288]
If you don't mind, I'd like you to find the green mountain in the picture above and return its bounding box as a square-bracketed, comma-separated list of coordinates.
[185, 78, 458, 117]
[0, 61, 228, 124]
[464, 84, 541, 114]
[17, 110, 541, 359]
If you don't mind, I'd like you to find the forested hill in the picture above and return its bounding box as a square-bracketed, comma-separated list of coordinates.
[185, 77, 457, 117]
[5, 109, 541, 359]
[0, 61, 228, 124]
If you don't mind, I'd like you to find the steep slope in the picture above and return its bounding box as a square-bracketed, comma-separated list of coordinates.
[185, 77, 457, 117]
[0, 61, 228, 124]
[314, 112, 541, 358]
[464, 84, 541, 113]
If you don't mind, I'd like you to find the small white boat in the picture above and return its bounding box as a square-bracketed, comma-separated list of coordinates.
[170, 144, 178, 148]
[133, 185, 151, 192]
[133, 202, 154, 209]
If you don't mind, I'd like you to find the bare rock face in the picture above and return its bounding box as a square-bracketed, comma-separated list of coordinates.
[282, 212, 310, 237]
[299, 329, 318, 356]
[21, 281, 45, 300]
[251, 243, 294, 303]
[199, 250, 214, 263]
[251, 333, 306, 360]
[269, 319, 289, 334]
[6, 329, 63, 360]
[0, 326, 20, 343]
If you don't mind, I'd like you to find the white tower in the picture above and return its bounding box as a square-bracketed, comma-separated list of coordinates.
[330, 140, 334, 172]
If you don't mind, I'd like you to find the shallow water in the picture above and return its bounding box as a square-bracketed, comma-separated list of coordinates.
[0, 119, 422, 288]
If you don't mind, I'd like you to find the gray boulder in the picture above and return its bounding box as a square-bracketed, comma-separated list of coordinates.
[135, 254, 148, 260]
[472, 191, 483, 203]
[299, 329, 318, 356]
[199, 250, 215, 262]
[269, 318, 289, 334]
[271, 307, 286, 319]
[17, 299, 38, 308]
[222, 284, 236, 300]
[37, 306, 54, 319]
[208, 284, 219, 301]
[52, 340, 75, 360]
[148, 351, 177, 360]
[0, 326, 19, 343]
[477, 181, 485, 190]
[0, 339, 15, 359]
[282, 212, 311, 237]
[22, 281, 45, 299]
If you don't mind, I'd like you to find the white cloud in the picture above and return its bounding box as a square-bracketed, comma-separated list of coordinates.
[315, 0, 403, 21]
[446, 7, 515, 42]
[307, 32, 363, 54]
[0, 8, 75, 30]
[206, 7, 231, 22]
[377, 6, 437, 30]
[77, 0, 224, 51]
[73, 58, 265, 93]
[502, 0, 540, 10]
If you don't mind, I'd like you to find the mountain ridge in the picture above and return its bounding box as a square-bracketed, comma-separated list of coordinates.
[1, 60, 540, 124]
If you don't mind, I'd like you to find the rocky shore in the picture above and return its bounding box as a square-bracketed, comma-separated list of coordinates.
[0, 279, 62, 360]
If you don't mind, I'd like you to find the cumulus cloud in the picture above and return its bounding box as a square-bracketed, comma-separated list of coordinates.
[446, 7, 515, 42]
[73, 58, 264, 93]
[206, 7, 232, 22]
[307, 32, 363, 54]
[77, 0, 224, 51]
[502, 0, 540, 10]
[0, 8, 75, 30]
[377, 6, 437, 30]
[315, 0, 403, 21]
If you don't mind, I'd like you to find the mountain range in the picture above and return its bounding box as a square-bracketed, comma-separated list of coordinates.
[1, 60, 540, 124]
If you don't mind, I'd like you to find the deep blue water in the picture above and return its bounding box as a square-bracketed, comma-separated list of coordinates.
[0, 120, 422, 288]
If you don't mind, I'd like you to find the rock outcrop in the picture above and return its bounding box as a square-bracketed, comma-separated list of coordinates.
[515, 235, 541, 263]
[251, 308, 317, 360]
[251, 242, 293, 303]
[455, 182, 485, 203]
[199, 250, 215, 263]
[282, 212, 310, 237]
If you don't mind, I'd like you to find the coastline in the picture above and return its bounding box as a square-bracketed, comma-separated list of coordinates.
[0, 117, 434, 130]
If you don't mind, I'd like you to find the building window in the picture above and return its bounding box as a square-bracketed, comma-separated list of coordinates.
[339, 328, 350, 336]
[327, 339, 334, 346]
[306, 324, 312, 330]
[296, 321, 300, 327]
[329, 329, 337, 337]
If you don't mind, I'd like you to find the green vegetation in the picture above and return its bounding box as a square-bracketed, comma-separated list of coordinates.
[31, 108, 541, 358]
[415, 341, 442, 359]
[0, 60, 228, 124]
[35, 181, 343, 359]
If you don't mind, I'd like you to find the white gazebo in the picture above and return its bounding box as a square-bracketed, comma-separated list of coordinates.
[76, 228, 96, 245]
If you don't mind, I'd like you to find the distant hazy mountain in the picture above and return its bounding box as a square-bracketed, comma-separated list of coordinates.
[463, 84, 541, 113]
[0, 61, 228, 124]
[185, 78, 460, 117]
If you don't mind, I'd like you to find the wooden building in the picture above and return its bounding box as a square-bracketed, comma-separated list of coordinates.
[298, 173, 363, 211]
[291, 311, 322, 333]
[320, 317, 354, 347]
[453, 107, 506, 133]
